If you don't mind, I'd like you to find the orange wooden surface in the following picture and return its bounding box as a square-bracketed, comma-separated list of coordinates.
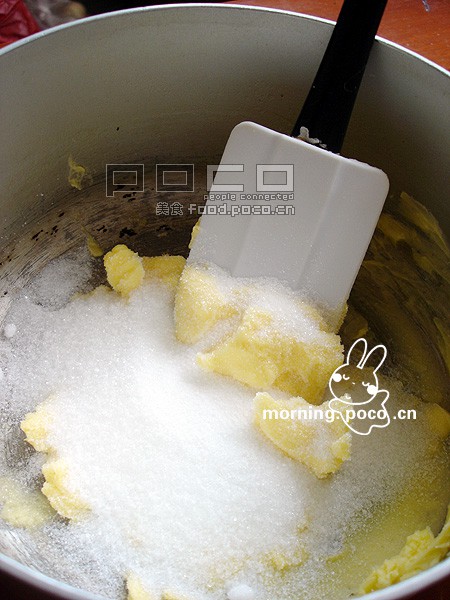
[229, 0, 450, 70]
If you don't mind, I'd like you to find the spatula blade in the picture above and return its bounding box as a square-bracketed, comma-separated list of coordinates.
[189, 121, 389, 318]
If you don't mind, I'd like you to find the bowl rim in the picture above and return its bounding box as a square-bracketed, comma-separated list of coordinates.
[0, 4, 448, 600]
[1, 1, 448, 79]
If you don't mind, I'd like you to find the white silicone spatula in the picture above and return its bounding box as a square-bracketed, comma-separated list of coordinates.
[189, 0, 389, 325]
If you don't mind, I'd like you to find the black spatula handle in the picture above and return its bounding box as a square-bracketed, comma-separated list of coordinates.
[291, 0, 388, 153]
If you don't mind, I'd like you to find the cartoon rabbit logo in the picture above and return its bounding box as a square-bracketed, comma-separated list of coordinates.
[329, 338, 390, 436]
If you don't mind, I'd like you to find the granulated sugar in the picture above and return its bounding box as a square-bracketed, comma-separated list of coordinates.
[2, 271, 315, 598]
[0, 249, 448, 600]
[2, 323, 16, 339]
[24, 246, 95, 309]
[192, 263, 333, 343]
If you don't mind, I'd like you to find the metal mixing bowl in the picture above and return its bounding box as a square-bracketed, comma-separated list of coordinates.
[0, 5, 449, 599]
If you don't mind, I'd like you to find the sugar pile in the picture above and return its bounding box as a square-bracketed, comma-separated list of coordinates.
[24, 247, 95, 309]
[191, 262, 333, 344]
[0, 248, 448, 600]
[2, 263, 316, 598]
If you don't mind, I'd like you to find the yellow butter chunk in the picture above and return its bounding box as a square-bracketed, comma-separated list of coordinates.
[0, 477, 55, 529]
[397, 192, 449, 256]
[68, 156, 89, 190]
[254, 392, 351, 478]
[175, 265, 238, 344]
[198, 307, 342, 404]
[126, 573, 155, 600]
[21, 399, 90, 521]
[188, 219, 201, 249]
[86, 233, 104, 258]
[142, 255, 186, 289]
[360, 505, 450, 593]
[104, 244, 145, 296]
[423, 403, 450, 440]
[264, 543, 307, 572]
[41, 458, 89, 521]
[21, 399, 55, 453]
